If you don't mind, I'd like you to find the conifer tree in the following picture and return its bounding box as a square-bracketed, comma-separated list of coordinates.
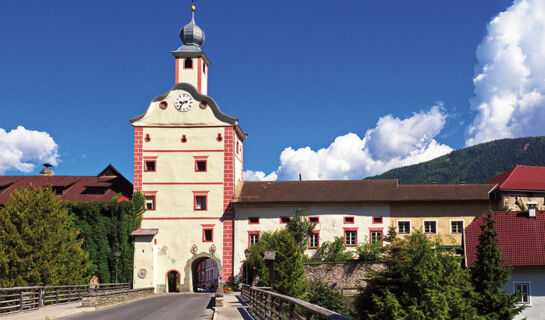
[471, 209, 525, 319]
[268, 230, 308, 297]
[0, 186, 88, 287]
[286, 208, 315, 253]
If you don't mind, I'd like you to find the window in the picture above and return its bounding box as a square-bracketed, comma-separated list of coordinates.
[248, 217, 259, 224]
[344, 216, 354, 224]
[451, 221, 464, 234]
[236, 142, 239, 154]
[280, 216, 291, 224]
[344, 228, 357, 247]
[195, 160, 207, 172]
[398, 221, 411, 234]
[515, 283, 530, 304]
[184, 58, 193, 69]
[309, 232, 319, 249]
[144, 160, 156, 172]
[203, 229, 213, 242]
[373, 216, 383, 224]
[248, 232, 260, 246]
[195, 195, 207, 211]
[203, 62, 206, 74]
[145, 196, 155, 211]
[424, 221, 437, 234]
[309, 216, 319, 224]
[52, 186, 65, 195]
[370, 231, 383, 244]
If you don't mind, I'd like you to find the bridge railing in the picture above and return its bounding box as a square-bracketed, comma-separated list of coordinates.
[0, 283, 130, 315]
[241, 284, 351, 320]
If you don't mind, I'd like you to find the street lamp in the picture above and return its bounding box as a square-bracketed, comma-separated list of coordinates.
[113, 248, 121, 283]
[244, 249, 250, 285]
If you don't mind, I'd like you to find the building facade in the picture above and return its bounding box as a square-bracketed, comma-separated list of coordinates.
[131, 7, 245, 292]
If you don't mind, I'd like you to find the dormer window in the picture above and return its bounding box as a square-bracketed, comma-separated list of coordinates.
[83, 187, 107, 195]
[51, 186, 66, 195]
[184, 58, 193, 69]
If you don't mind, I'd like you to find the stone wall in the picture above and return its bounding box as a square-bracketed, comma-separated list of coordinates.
[82, 287, 154, 308]
[304, 262, 383, 290]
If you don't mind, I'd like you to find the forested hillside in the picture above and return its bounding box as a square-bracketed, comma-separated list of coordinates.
[367, 136, 545, 184]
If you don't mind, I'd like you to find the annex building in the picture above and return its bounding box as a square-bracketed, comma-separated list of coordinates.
[129, 7, 498, 293]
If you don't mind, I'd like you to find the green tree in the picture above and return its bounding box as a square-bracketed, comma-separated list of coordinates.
[286, 208, 315, 253]
[247, 230, 308, 297]
[356, 231, 478, 320]
[307, 280, 349, 316]
[316, 236, 353, 262]
[355, 240, 383, 263]
[0, 186, 88, 287]
[471, 209, 525, 319]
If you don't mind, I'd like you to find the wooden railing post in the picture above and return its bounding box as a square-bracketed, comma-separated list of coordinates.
[19, 290, 23, 311]
[39, 288, 44, 308]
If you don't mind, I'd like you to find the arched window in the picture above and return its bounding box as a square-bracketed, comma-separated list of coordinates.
[184, 58, 193, 69]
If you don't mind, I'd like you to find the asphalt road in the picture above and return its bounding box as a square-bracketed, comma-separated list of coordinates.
[60, 293, 215, 320]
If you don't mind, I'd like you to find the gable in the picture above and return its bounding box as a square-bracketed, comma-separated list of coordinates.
[130, 83, 237, 127]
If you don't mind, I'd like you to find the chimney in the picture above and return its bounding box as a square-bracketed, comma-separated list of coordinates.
[527, 201, 537, 218]
[299, 173, 302, 181]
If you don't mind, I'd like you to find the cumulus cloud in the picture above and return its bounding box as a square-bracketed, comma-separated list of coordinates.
[243, 169, 278, 181]
[245, 106, 452, 181]
[0, 126, 60, 174]
[465, 0, 545, 145]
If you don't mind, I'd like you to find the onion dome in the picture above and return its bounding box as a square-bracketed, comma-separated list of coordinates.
[177, 5, 205, 52]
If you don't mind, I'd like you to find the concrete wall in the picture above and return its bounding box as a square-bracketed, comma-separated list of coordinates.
[390, 201, 489, 246]
[505, 267, 545, 320]
[82, 288, 154, 308]
[233, 203, 390, 279]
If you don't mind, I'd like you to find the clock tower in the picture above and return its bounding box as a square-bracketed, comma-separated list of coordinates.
[130, 6, 245, 292]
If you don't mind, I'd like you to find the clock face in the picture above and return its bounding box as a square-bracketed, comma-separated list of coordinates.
[174, 93, 193, 112]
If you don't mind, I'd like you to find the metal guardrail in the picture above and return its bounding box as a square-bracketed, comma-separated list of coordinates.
[241, 284, 351, 320]
[0, 283, 130, 315]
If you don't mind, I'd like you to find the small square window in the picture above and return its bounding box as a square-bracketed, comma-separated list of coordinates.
[309, 233, 319, 249]
[249, 232, 260, 246]
[248, 217, 259, 224]
[280, 216, 291, 224]
[344, 217, 354, 224]
[195, 196, 207, 210]
[203, 229, 213, 242]
[145, 196, 155, 211]
[515, 283, 530, 304]
[196, 160, 207, 172]
[451, 221, 464, 234]
[144, 160, 156, 172]
[373, 216, 383, 224]
[398, 221, 411, 234]
[309, 217, 319, 224]
[424, 221, 437, 234]
[371, 231, 383, 244]
[345, 230, 357, 247]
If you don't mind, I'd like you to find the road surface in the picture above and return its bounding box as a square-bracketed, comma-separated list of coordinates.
[60, 293, 214, 320]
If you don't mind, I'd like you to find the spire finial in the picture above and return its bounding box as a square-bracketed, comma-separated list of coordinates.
[191, 5, 196, 12]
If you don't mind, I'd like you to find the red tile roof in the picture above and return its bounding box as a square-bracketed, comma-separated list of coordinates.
[233, 180, 494, 203]
[464, 211, 545, 268]
[0, 165, 133, 204]
[487, 165, 545, 192]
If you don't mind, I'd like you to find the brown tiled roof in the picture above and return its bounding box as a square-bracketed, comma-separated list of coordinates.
[233, 180, 493, 204]
[0, 165, 133, 204]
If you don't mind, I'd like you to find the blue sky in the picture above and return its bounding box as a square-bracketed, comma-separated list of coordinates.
[4, 0, 545, 181]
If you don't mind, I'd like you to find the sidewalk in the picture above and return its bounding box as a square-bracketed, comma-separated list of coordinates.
[0, 302, 95, 320]
[215, 292, 254, 320]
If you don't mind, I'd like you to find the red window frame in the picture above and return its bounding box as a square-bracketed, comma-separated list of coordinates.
[308, 230, 320, 249]
[343, 216, 355, 224]
[369, 227, 384, 244]
[144, 160, 156, 172]
[308, 216, 320, 224]
[279, 216, 291, 224]
[248, 231, 260, 247]
[248, 217, 260, 224]
[144, 195, 156, 211]
[195, 160, 207, 172]
[193, 191, 209, 211]
[372, 216, 383, 224]
[202, 227, 214, 242]
[343, 227, 358, 247]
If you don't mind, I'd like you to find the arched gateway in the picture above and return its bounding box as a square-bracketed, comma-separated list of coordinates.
[184, 253, 222, 292]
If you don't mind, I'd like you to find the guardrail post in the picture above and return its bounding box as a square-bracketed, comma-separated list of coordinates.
[55, 288, 59, 304]
[39, 288, 44, 308]
[19, 290, 23, 311]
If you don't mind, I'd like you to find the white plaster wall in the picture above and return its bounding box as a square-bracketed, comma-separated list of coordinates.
[201, 62, 208, 95]
[232, 203, 390, 279]
[133, 236, 156, 290]
[176, 58, 198, 87]
[234, 136, 243, 186]
[505, 267, 545, 320]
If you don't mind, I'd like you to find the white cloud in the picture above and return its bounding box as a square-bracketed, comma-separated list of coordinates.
[465, 0, 545, 145]
[0, 126, 60, 174]
[245, 106, 452, 181]
[243, 169, 278, 181]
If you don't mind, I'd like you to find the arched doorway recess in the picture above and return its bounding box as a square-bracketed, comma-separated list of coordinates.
[166, 270, 181, 293]
[184, 253, 222, 293]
